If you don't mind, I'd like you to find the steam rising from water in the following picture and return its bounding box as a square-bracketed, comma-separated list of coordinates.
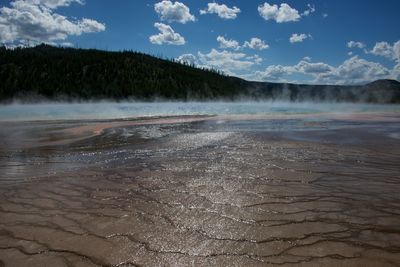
[0, 101, 399, 122]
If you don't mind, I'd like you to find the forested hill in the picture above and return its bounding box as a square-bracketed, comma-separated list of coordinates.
[0, 45, 246, 101]
[1, 45, 400, 103]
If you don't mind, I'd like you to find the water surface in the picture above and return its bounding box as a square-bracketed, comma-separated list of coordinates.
[1, 101, 399, 121]
[0, 104, 400, 266]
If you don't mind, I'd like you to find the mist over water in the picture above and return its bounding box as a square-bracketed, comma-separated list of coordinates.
[1, 101, 399, 122]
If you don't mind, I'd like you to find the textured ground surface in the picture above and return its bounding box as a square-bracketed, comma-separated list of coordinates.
[0, 114, 400, 266]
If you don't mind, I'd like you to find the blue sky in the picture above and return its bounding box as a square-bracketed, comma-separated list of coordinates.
[1, 0, 399, 84]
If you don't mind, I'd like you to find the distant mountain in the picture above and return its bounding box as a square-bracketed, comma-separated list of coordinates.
[1, 45, 399, 103]
[245, 79, 400, 103]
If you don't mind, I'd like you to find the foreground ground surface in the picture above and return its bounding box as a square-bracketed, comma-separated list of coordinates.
[0, 113, 400, 266]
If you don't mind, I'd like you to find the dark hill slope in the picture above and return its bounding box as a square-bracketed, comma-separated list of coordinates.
[246, 79, 400, 103]
[0, 45, 399, 103]
[0, 45, 246, 101]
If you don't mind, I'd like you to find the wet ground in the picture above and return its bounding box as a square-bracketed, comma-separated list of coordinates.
[0, 113, 400, 266]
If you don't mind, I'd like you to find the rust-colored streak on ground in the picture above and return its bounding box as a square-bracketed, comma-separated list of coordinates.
[0, 114, 400, 266]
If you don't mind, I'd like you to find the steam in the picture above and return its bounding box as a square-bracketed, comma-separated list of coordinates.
[0, 101, 399, 122]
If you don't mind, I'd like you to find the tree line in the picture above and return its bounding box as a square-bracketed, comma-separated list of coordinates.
[1, 44, 399, 103]
[0, 44, 245, 101]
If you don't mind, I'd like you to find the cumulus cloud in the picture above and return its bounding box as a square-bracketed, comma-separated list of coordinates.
[175, 49, 262, 77]
[289, 33, 311, 43]
[258, 2, 300, 23]
[216, 36, 269, 51]
[243, 37, 269, 50]
[149, 22, 185, 45]
[176, 53, 197, 65]
[320, 56, 390, 84]
[256, 59, 332, 81]
[197, 49, 256, 71]
[217, 36, 240, 50]
[256, 56, 393, 84]
[255, 65, 293, 81]
[200, 3, 241, 19]
[302, 4, 315, 16]
[246, 54, 263, 64]
[369, 41, 400, 62]
[393, 62, 400, 80]
[347, 41, 366, 49]
[154, 0, 195, 24]
[27, 0, 83, 9]
[296, 60, 333, 74]
[370, 42, 393, 58]
[0, 0, 105, 46]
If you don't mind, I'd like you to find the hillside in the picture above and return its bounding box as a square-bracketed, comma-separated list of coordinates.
[1, 45, 399, 103]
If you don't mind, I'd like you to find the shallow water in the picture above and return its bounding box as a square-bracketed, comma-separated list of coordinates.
[1, 101, 399, 121]
[0, 110, 400, 266]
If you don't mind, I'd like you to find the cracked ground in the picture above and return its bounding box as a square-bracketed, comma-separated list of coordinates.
[0, 115, 400, 266]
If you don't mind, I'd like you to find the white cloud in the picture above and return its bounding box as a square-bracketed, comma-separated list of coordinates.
[256, 59, 332, 81]
[175, 49, 261, 75]
[393, 62, 400, 80]
[154, 0, 195, 24]
[215, 36, 269, 51]
[322, 13, 328, 18]
[197, 49, 256, 71]
[296, 60, 333, 74]
[243, 37, 269, 50]
[394, 42, 400, 61]
[217, 36, 240, 50]
[318, 56, 390, 84]
[289, 33, 311, 43]
[347, 41, 366, 49]
[302, 4, 315, 16]
[176, 53, 197, 65]
[256, 56, 393, 84]
[370, 42, 393, 58]
[27, 0, 83, 9]
[258, 2, 300, 23]
[255, 65, 293, 81]
[200, 3, 241, 19]
[175, 49, 262, 77]
[149, 22, 185, 45]
[370, 41, 400, 62]
[0, 0, 105, 45]
[246, 54, 263, 64]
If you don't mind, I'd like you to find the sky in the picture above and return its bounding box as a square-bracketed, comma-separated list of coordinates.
[0, 0, 399, 85]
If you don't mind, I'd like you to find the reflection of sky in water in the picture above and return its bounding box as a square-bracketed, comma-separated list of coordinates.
[1, 102, 399, 121]
[1, 114, 399, 184]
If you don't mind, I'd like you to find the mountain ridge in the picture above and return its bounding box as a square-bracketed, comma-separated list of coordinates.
[1, 45, 399, 103]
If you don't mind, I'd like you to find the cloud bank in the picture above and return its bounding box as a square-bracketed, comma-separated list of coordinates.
[255, 56, 394, 84]
[0, 0, 105, 46]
